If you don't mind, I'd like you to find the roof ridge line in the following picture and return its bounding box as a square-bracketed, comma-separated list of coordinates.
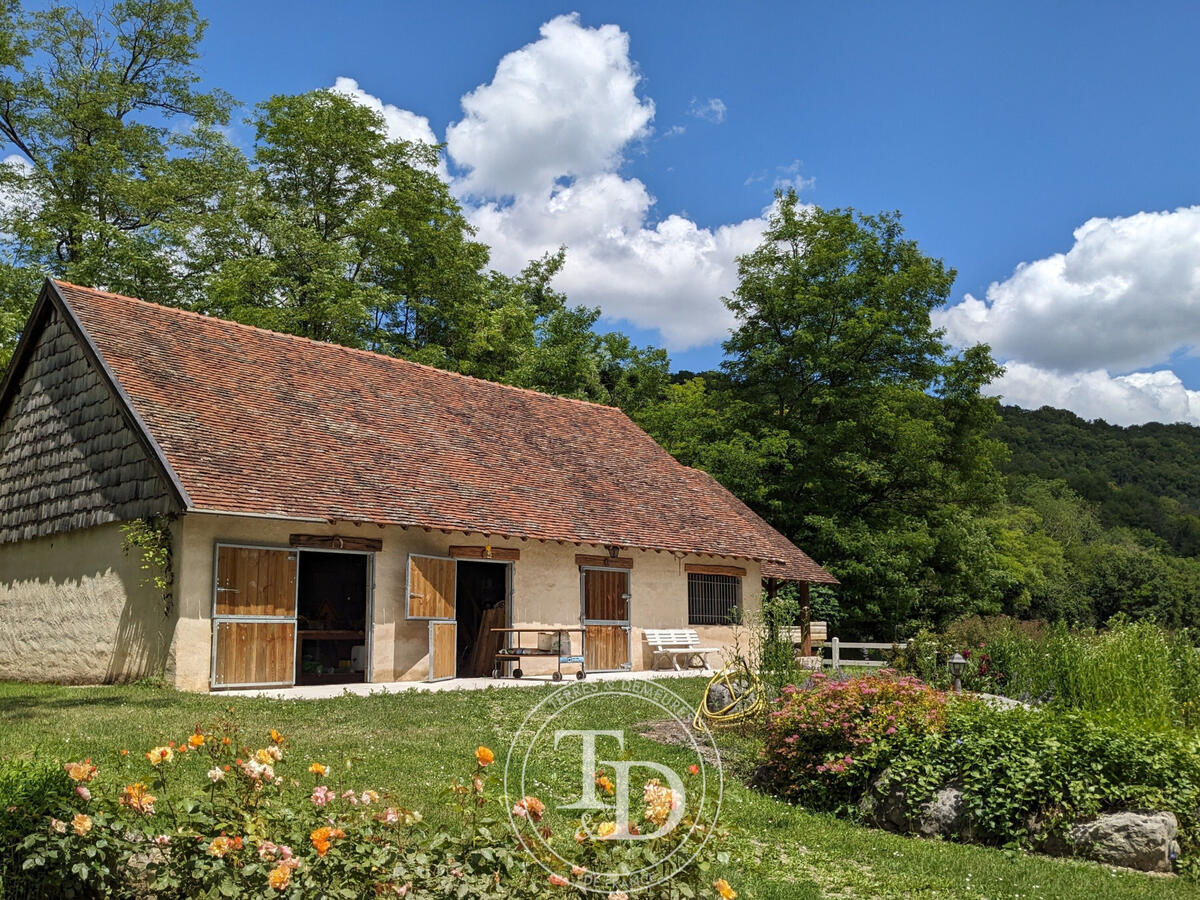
[52, 280, 631, 414]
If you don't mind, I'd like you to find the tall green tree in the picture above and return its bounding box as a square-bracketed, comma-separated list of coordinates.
[0, 0, 236, 364]
[201, 88, 488, 350]
[643, 192, 1007, 636]
[204, 91, 668, 410]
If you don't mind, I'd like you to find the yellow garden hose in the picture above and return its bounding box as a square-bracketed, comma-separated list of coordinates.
[693, 659, 766, 730]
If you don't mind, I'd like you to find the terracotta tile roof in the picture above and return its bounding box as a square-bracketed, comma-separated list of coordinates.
[54, 281, 836, 583]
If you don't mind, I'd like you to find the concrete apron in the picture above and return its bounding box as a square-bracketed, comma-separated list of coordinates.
[217, 666, 705, 701]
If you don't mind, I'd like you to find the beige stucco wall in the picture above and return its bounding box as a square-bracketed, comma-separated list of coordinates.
[0, 520, 181, 683]
[175, 514, 764, 690]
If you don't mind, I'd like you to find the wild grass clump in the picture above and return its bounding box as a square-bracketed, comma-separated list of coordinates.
[897, 616, 1200, 730]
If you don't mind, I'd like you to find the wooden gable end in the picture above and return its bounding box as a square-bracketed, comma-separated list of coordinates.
[0, 295, 180, 543]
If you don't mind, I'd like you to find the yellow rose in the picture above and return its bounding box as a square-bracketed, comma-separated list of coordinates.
[146, 746, 174, 766]
[475, 746, 495, 767]
[72, 814, 92, 836]
[268, 864, 292, 890]
[714, 878, 737, 899]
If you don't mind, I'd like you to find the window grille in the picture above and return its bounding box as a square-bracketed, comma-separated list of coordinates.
[687, 573, 741, 625]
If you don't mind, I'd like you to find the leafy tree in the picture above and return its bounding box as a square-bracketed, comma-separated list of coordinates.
[643, 191, 1008, 636]
[200, 88, 488, 350]
[0, 0, 236, 364]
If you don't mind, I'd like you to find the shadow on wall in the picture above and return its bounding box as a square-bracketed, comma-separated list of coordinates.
[105, 564, 176, 682]
[0, 523, 178, 684]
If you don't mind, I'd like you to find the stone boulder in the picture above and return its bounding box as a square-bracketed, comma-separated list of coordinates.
[858, 769, 910, 833]
[917, 786, 973, 840]
[1066, 811, 1179, 873]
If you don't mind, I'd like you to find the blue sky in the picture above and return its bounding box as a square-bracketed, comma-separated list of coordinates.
[192, 2, 1200, 423]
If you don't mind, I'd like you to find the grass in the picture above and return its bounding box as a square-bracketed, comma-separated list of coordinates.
[901, 617, 1200, 731]
[1, 678, 1196, 899]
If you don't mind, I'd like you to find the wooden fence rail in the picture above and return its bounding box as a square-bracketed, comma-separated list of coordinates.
[829, 637, 907, 670]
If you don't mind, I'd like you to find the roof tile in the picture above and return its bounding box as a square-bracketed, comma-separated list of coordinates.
[55, 281, 836, 583]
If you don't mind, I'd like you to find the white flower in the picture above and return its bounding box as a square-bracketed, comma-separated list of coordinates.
[208, 767, 225, 783]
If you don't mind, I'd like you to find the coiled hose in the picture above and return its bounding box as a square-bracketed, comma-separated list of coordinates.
[692, 658, 765, 730]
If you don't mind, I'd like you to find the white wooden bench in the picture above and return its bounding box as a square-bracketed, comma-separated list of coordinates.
[783, 621, 828, 649]
[644, 629, 721, 671]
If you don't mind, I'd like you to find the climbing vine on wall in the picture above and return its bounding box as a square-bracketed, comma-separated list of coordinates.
[121, 514, 176, 617]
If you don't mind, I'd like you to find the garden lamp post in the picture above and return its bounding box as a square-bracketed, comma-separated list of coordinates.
[949, 653, 966, 693]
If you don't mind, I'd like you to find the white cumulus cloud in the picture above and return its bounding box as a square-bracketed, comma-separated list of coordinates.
[936, 206, 1200, 374]
[330, 76, 439, 146]
[445, 13, 654, 199]
[332, 13, 776, 351]
[938, 206, 1200, 426]
[990, 363, 1200, 426]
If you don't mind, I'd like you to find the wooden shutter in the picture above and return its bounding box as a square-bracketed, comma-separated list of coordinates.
[583, 569, 629, 621]
[408, 555, 456, 619]
[215, 546, 297, 617]
[212, 546, 298, 688]
[213, 621, 297, 687]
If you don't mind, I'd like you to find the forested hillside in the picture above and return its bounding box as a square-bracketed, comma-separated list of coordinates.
[997, 406, 1200, 557]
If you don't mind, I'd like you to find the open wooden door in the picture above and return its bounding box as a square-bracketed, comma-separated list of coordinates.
[212, 546, 298, 688]
[581, 568, 631, 671]
[429, 621, 457, 681]
[409, 555, 457, 681]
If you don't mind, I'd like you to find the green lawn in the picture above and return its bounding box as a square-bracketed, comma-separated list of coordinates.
[0, 679, 1195, 900]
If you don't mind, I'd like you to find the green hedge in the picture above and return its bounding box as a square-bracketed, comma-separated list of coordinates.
[758, 673, 1200, 875]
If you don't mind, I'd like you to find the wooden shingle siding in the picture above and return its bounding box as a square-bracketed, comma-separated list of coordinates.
[0, 309, 175, 543]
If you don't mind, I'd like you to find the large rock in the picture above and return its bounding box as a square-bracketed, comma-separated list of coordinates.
[918, 786, 972, 840]
[1066, 811, 1179, 873]
[859, 769, 910, 832]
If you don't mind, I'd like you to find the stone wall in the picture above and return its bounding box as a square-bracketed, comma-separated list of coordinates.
[0, 520, 179, 683]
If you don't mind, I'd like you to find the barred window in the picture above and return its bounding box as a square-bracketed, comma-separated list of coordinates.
[687, 573, 742, 625]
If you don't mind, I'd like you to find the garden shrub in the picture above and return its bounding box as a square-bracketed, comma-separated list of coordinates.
[11, 722, 734, 898]
[0, 758, 100, 899]
[896, 615, 1200, 730]
[879, 701, 1200, 870]
[757, 673, 1200, 874]
[757, 672, 950, 811]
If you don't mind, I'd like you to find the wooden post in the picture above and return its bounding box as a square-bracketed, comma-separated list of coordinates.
[800, 581, 812, 657]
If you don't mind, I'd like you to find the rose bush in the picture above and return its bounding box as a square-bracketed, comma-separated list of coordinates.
[8, 718, 735, 899]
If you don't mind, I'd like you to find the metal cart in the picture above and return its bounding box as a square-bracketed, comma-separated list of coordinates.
[491, 627, 587, 681]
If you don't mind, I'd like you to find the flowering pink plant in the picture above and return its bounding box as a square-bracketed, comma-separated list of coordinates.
[759, 672, 950, 810]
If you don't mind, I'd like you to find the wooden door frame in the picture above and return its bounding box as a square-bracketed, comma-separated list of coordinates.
[455, 558, 514, 678]
[210, 541, 376, 690]
[410, 554, 515, 680]
[579, 566, 632, 672]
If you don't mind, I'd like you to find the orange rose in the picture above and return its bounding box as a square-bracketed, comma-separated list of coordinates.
[475, 746, 495, 767]
[268, 864, 292, 890]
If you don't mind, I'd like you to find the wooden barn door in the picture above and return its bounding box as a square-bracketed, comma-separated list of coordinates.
[581, 568, 631, 672]
[408, 555, 457, 681]
[211, 546, 298, 688]
[429, 621, 457, 681]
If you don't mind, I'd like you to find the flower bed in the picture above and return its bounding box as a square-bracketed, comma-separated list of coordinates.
[6, 719, 736, 898]
[757, 671, 1200, 876]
